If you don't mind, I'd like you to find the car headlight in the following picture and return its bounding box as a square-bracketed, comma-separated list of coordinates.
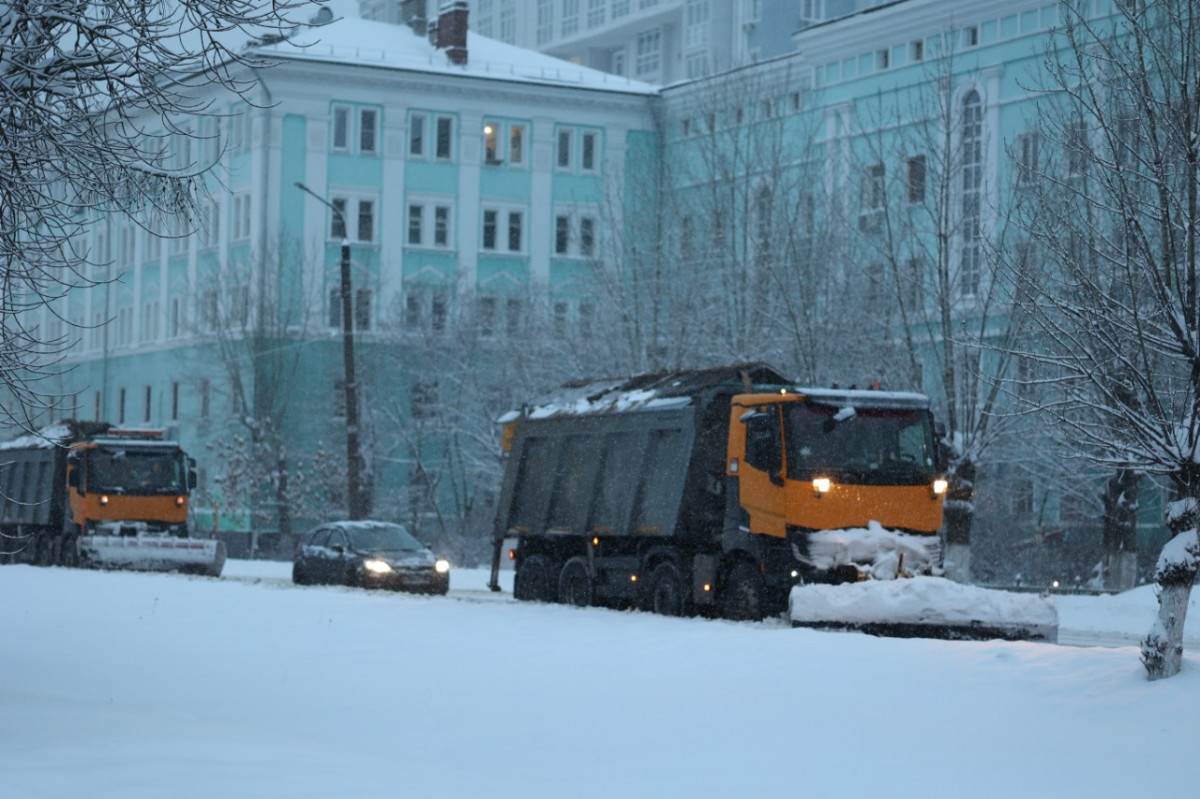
[363, 558, 393, 574]
[434, 559, 450, 574]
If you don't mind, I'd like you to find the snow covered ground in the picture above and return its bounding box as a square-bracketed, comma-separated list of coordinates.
[2, 561, 1197, 798]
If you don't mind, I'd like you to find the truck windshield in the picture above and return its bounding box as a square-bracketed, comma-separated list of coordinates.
[784, 403, 936, 485]
[87, 449, 186, 495]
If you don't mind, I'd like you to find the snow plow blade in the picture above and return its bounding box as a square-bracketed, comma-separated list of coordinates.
[789, 577, 1058, 643]
[79, 535, 226, 577]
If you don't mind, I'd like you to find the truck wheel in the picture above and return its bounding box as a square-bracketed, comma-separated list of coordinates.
[59, 536, 79, 568]
[514, 554, 555, 602]
[644, 562, 687, 616]
[721, 562, 765, 622]
[557, 557, 593, 607]
[32, 533, 52, 566]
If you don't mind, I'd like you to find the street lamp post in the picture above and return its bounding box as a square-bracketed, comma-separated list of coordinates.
[295, 181, 367, 520]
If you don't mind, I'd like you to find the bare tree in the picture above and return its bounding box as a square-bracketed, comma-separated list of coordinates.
[1010, 0, 1200, 679]
[0, 0, 302, 428]
[847, 38, 1032, 582]
[199, 238, 323, 536]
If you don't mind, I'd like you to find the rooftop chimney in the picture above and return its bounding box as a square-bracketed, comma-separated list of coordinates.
[436, 1, 469, 66]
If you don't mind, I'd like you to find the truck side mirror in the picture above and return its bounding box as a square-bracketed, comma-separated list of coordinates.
[188, 470, 197, 490]
[67, 468, 80, 489]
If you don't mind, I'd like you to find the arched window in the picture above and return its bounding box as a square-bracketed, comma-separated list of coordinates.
[961, 90, 983, 298]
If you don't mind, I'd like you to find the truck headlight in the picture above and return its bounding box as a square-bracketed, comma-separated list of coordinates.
[363, 558, 393, 574]
[434, 559, 450, 574]
[932, 479, 949, 496]
[812, 477, 831, 497]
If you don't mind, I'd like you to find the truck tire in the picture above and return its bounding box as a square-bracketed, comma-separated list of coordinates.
[59, 536, 79, 568]
[721, 561, 766, 622]
[557, 557, 593, 607]
[33, 533, 52, 566]
[644, 561, 687, 616]
[514, 554, 555, 603]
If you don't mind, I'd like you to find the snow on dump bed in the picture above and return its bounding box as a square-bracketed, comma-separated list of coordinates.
[0, 422, 72, 449]
[790, 577, 1059, 631]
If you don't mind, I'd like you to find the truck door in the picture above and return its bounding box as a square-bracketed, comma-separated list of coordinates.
[737, 406, 788, 539]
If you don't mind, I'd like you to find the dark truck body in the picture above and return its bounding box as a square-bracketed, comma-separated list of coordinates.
[490, 364, 946, 619]
[0, 421, 223, 574]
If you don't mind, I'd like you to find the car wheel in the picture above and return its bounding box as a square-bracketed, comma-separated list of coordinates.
[557, 557, 593, 607]
[513, 553, 555, 602]
[292, 562, 308, 585]
[721, 561, 766, 622]
[644, 561, 687, 616]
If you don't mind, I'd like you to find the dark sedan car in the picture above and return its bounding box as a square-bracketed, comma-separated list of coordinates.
[292, 520, 450, 594]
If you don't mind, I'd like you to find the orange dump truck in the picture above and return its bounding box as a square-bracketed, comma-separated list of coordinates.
[488, 364, 949, 620]
[0, 421, 224, 576]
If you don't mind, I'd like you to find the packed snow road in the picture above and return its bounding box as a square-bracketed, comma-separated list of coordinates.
[3, 561, 1198, 799]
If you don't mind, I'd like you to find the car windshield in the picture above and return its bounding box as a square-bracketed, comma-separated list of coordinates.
[345, 523, 423, 552]
[87, 448, 186, 494]
[784, 403, 936, 485]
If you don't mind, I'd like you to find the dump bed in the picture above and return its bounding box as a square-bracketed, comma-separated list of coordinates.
[494, 364, 790, 544]
[0, 446, 65, 528]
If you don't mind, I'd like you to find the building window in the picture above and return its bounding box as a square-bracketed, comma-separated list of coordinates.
[499, 0, 516, 42]
[331, 198, 347, 239]
[684, 0, 709, 50]
[330, 196, 376, 243]
[612, 0, 630, 17]
[580, 216, 595, 256]
[482, 207, 524, 253]
[328, 287, 372, 330]
[557, 129, 573, 169]
[610, 48, 625, 76]
[477, 296, 497, 337]
[553, 212, 598, 258]
[118, 388, 127, 425]
[231, 194, 251, 241]
[1014, 131, 1040, 187]
[509, 124, 525, 166]
[357, 199, 374, 242]
[581, 131, 597, 172]
[404, 287, 450, 333]
[587, 0, 605, 28]
[410, 113, 425, 157]
[332, 105, 350, 151]
[359, 108, 378, 155]
[171, 382, 180, 421]
[536, 0, 554, 44]
[963, 25, 979, 47]
[911, 39, 924, 62]
[862, 162, 885, 213]
[484, 121, 500, 163]
[200, 379, 210, 420]
[434, 206, 450, 246]
[143, 386, 152, 423]
[562, 0, 579, 36]
[408, 204, 423, 245]
[482, 209, 498, 250]
[907, 154, 926, 203]
[555, 215, 570, 254]
[635, 29, 661, 77]
[507, 210, 523, 252]
[407, 202, 452, 248]
[436, 115, 454, 160]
